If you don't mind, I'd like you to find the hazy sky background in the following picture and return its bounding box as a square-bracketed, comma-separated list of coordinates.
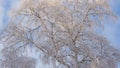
[0, 0, 120, 67]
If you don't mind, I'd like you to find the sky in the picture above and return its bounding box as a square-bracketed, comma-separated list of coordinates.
[103, 0, 120, 49]
[0, 0, 120, 68]
[0, 0, 20, 30]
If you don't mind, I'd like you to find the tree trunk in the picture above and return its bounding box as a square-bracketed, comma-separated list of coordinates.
[75, 52, 79, 68]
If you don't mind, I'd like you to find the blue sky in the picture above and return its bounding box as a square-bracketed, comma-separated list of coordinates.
[0, 0, 20, 30]
[103, 0, 120, 49]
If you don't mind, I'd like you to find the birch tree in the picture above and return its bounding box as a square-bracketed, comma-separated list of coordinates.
[0, 0, 120, 68]
[0, 48, 36, 68]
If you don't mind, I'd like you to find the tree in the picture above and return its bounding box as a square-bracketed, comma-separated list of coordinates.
[0, 0, 120, 68]
[0, 48, 36, 68]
